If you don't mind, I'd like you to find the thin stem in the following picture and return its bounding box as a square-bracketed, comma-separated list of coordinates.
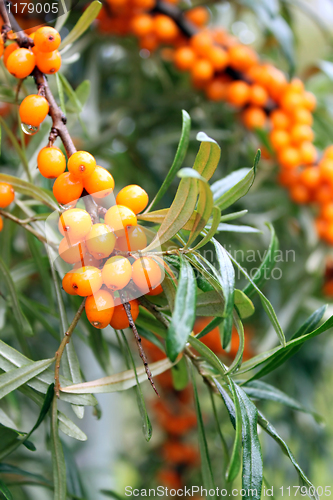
[138, 295, 170, 329]
[54, 299, 86, 396]
[0, 209, 57, 248]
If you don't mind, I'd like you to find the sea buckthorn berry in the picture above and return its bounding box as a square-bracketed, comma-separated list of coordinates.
[132, 257, 162, 293]
[6, 48, 36, 79]
[280, 90, 304, 112]
[85, 223, 116, 260]
[58, 238, 86, 264]
[0, 216, 3, 232]
[174, 47, 196, 71]
[53, 172, 84, 206]
[277, 169, 300, 187]
[241, 106, 267, 130]
[324, 146, 333, 160]
[146, 283, 163, 296]
[81, 253, 100, 268]
[83, 166, 115, 198]
[36, 50, 61, 74]
[325, 224, 333, 244]
[132, 0, 155, 8]
[319, 159, 333, 185]
[139, 33, 159, 52]
[289, 78, 304, 93]
[116, 225, 147, 252]
[130, 14, 153, 37]
[269, 130, 290, 151]
[19, 95, 49, 127]
[116, 185, 148, 214]
[278, 147, 301, 170]
[315, 183, 333, 205]
[300, 166, 320, 189]
[102, 255, 132, 290]
[270, 110, 290, 130]
[70, 266, 103, 296]
[292, 108, 313, 126]
[37, 146, 66, 179]
[190, 32, 213, 57]
[105, 205, 137, 235]
[303, 91, 316, 111]
[59, 208, 92, 242]
[249, 84, 268, 107]
[299, 141, 318, 165]
[315, 217, 328, 239]
[184, 7, 209, 27]
[85, 290, 114, 329]
[0, 182, 15, 208]
[228, 45, 258, 72]
[207, 46, 229, 71]
[227, 81, 250, 107]
[154, 15, 179, 42]
[110, 299, 139, 330]
[3, 43, 19, 66]
[321, 203, 333, 220]
[34, 27, 61, 53]
[68, 151, 96, 179]
[290, 184, 310, 204]
[191, 59, 214, 83]
[290, 124, 314, 146]
[62, 272, 77, 295]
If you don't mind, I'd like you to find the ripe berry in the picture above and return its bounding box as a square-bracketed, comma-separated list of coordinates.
[205, 78, 229, 101]
[319, 159, 333, 184]
[68, 151, 96, 179]
[0, 216, 3, 232]
[6, 48, 36, 79]
[242, 106, 267, 130]
[300, 166, 320, 189]
[110, 299, 139, 330]
[104, 205, 137, 235]
[278, 147, 301, 170]
[85, 223, 116, 260]
[132, 257, 162, 293]
[303, 91, 316, 111]
[190, 32, 213, 57]
[36, 50, 61, 74]
[85, 290, 114, 329]
[0, 183, 15, 208]
[83, 166, 115, 198]
[191, 59, 214, 83]
[228, 45, 258, 72]
[184, 7, 209, 27]
[290, 124, 314, 146]
[62, 271, 77, 295]
[249, 84, 268, 107]
[37, 146, 66, 178]
[102, 255, 132, 290]
[174, 47, 196, 71]
[116, 225, 147, 252]
[299, 141, 317, 165]
[280, 90, 303, 113]
[269, 130, 290, 151]
[270, 110, 290, 129]
[324, 146, 333, 160]
[3, 43, 19, 66]
[290, 184, 310, 204]
[292, 108, 313, 126]
[207, 46, 229, 71]
[19, 95, 49, 127]
[227, 81, 250, 107]
[59, 208, 92, 242]
[154, 15, 179, 42]
[146, 283, 163, 296]
[130, 14, 154, 37]
[53, 172, 84, 205]
[116, 185, 148, 214]
[81, 252, 100, 267]
[58, 238, 86, 264]
[34, 27, 61, 53]
[70, 266, 103, 296]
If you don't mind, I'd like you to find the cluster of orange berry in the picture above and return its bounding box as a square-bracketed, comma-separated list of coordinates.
[54, 150, 163, 330]
[0, 182, 15, 231]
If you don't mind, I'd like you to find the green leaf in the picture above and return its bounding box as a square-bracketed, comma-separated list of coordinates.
[193, 132, 221, 181]
[0, 464, 51, 486]
[50, 396, 67, 500]
[0, 424, 35, 460]
[136, 309, 168, 339]
[188, 336, 226, 378]
[26, 383, 54, 438]
[166, 256, 197, 362]
[171, 356, 188, 391]
[243, 224, 279, 298]
[193, 206, 221, 250]
[0, 480, 12, 500]
[220, 210, 248, 222]
[62, 442, 86, 499]
[195, 317, 224, 340]
[0, 358, 54, 400]
[212, 150, 260, 210]
[190, 366, 216, 497]
[100, 491, 125, 500]
[225, 379, 243, 482]
[60, 1, 102, 50]
[226, 311, 245, 374]
[0, 173, 58, 211]
[234, 289, 255, 319]
[56, 72, 66, 115]
[148, 110, 191, 211]
[26, 233, 53, 308]
[0, 256, 33, 337]
[57, 73, 83, 115]
[216, 223, 260, 233]
[19, 296, 58, 340]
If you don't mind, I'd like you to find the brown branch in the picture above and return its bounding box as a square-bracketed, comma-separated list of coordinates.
[0, 0, 11, 42]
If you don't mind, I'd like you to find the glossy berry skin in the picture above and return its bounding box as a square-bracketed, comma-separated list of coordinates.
[174, 47, 196, 71]
[53, 172, 84, 205]
[34, 27, 61, 53]
[116, 225, 147, 252]
[68, 151, 96, 179]
[116, 185, 149, 214]
[58, 238, 86, 264]
[85, 290, 114, 329]
[85, 223, 116, 260]
[83, 166, 115, 198]
[132, 257, 162, 292]
[4, 43, 19, 66]
[37, 147, 66, 179]
[36, 50, 61, 74]
[146, 283, 163, 296]
[59, 208, 92, 242]
[0, 216, 3, 232]
[19, 95, 49, 127]
[105, 205, 137, 235]
[0, 183, 15, 208]
[7, 48, 36, 79]
[70, 266, 103, 296]
[62, 272, 77, 295]
[102, 255, 132, 290]
[110, 299, 139, 330]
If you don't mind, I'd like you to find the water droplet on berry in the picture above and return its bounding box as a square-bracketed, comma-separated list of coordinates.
[21, 123, 39, 135]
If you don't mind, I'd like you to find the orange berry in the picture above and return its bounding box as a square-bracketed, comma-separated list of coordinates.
[241, 106, 267, 130]
[227, 81, 250, 107]
[53, 172, 84, 206]
[303, 91, 316, 111]
[289, 78, 304, 93]
[191, 59, 214, 82]
[299, 166, 320, 189]
[105, 205, 137, 235]
[154, 15, 179, 42]
[70, 266, 103, 296]
[315, 217, 328, 239]
[102, 255, 132, 290]
[299, 141, 317, 165]
[277, 169, 299, 187]
[323, 280, 333, 295]
[3, 43, 19, 66]
[269, 129, 290, 151]
[325, 224, 333, 244]
[81, 253, 100, 267]
[190, 32, 213, 57]
[110, 299, 139, 330]
[58, 238, 86, 264]
[249, 84, 268, 107]
[130, 14, 153, 37]
[292, 107, 313, 126]
[37, 146, 66, 179]
[62, 272, 77, 295]
[290, 124, 314, 146]
[205, 78, 229, 101]
[323, 146, 333, 160]
[184, 7, 209, 27]
[140, 33, 159, 52]
[85, 290, 114, 329]
[116, 225, 147, 252]
[0, 182, 15, 208]
[83, 166, 115, 198]
[132, 256, 162, 293]
[36, 50, 61, 74]
[68, 151, 96, 179]
[116, 185, 148, 214]
[315, 183, 333, 205]
[321, 203, 333, 220]
[228, 45, 258, 72]
[289, 184, 310, 204]
[0, 216, 3, 232]
[280, 90, 303, 113]
[270, 109, 290, 129]
[59, 208, 92, 242]
[207, 46, 229, 71]
[319, 159, 333, 184]
[174, 46, 196, 71]
[6, 48, 36, 79]
[34, 27, 61, 53]
[85, 223, 116, 260]
[278, 147, 301, 170]
[19, 94, 49, 127]
[146, 283, 163, 296]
